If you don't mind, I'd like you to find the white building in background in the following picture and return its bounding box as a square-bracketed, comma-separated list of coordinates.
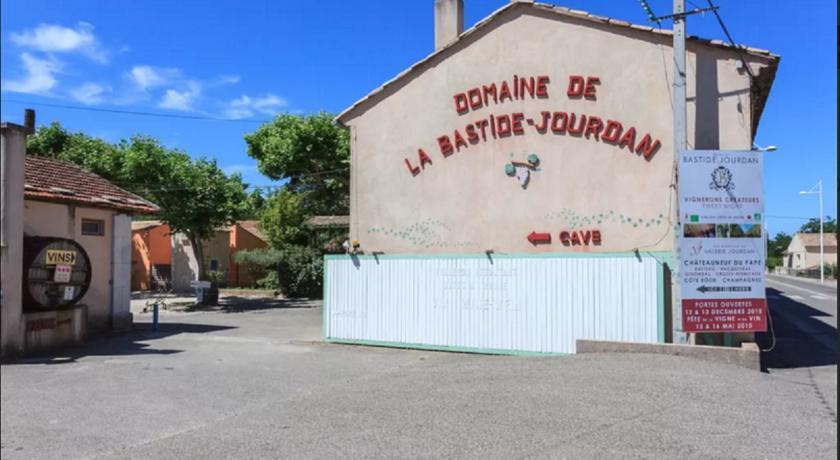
[783, 232, 838, 271]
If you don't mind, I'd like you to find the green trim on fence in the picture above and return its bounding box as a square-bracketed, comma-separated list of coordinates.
[322, 258, 329, 339]
[655, 252, 674, 344]
[657, 262, 665, 343]
[325, 251, 672, 261]
[324, 338, 569, 357]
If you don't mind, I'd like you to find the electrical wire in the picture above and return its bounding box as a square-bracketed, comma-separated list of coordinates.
[1, 98, 274, 124]
[765, 215, 813, 221]
[107, 167, 350, 192]
[704, 0, 756, 80]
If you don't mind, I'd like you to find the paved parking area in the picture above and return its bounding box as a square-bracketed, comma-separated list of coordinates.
[2, 299, 837, 459]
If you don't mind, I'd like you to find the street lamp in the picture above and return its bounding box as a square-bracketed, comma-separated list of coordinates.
[799, 180, 824, 283]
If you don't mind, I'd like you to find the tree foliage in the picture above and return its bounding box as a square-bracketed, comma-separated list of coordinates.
[244, 113, 350, 216]
[27, 122, 250, 279]
[768, 232, 792, 258]
[260, 189, 309, 248]
[799, 217, 837, 234]
[242, 113, 350, 297]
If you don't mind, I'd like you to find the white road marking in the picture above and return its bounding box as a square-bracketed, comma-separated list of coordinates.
[788, 295, 805, 301]
[766, 277, 837, 301]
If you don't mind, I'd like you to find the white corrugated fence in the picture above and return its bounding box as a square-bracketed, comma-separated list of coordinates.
[324, 254, 665, 354]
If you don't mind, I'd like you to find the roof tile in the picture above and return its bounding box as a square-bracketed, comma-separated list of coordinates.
[24, 156, 160, 214]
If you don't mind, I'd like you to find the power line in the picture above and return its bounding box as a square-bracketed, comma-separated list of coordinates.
[704, 0, 756, 80]
[765, 215, 817, 221]
[108, 167, 350, 192]
[1, 98, 274, 124]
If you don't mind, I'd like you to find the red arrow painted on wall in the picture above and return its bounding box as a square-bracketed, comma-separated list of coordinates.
[527, 231, 551, 245]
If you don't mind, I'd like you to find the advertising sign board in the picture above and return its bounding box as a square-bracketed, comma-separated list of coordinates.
[53, 264, 72, 283]
[678, 150, 766, 333]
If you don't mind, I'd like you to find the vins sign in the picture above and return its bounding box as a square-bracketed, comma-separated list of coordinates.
[46, 250, 77, 265]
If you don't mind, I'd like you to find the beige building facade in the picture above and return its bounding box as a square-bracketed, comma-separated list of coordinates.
[337, 1, 778, 256]
[783, 232, 838, 270]
[325, 1, 779, 353]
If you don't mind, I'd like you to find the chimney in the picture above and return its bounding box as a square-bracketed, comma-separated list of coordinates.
[24, 109, 35, 134]
[434, 0, 464, 51]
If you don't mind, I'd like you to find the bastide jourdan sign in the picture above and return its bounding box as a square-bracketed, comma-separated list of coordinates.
[679, 150, 766, 333]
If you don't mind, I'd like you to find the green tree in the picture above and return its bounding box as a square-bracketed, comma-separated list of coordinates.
[28, 123, 250, 280]
[147, 156, 250, 280]
[799, 217, 837, 234]
[244, 113, 350, 216]
[768, 232, 792, 258]
[27, 122, 122, 178]
[259, 189, 308, 248]
[244, 188, 267, 219]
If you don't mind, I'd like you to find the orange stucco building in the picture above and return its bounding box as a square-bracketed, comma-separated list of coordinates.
[131, 220, 268, 291]
[131, 221, 171, 291]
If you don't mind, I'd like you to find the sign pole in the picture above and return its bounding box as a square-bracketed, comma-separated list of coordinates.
[672, 0, 689, 344]
[819, 179, 824, 283]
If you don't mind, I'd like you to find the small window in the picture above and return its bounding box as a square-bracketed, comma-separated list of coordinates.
[81, 218, 105, 236]
[209, 259, 218, 271]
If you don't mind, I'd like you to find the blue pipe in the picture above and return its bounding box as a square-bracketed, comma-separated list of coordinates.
[152, 303, 159, 331]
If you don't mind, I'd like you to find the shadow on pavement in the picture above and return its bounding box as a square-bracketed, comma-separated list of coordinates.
[185, 296, 320, 314]
[4, 323, 236, 366]
[757, 288, 837, 370]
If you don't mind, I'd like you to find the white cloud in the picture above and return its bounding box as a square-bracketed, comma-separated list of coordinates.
[216, 75, 240, 85]
[127, 65, 181, 90]
[224, 93, 287, 119]
[10, 22, 108, 63]
[70, 82, 109, 105]
[2, 53, 61, 94]
[158, 82, 201, 111]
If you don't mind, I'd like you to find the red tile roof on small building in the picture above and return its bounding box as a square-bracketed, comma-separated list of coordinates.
[131, 220, 165, 231]
[24, 156, 160, 214]
[237, 220, 268, 242]
[305, 215, 350, 228]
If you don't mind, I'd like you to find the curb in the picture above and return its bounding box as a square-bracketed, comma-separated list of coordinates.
[576, 339, 761, 371]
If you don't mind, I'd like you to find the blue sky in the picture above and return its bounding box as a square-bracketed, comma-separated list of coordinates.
[1, 0, 836, 236]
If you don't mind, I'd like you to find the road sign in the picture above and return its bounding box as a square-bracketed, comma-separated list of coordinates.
[678, 150, 766, 333]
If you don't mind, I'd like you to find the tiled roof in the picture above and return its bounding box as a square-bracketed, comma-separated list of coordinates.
[335, 0, 779, 132]
[237, 220, 268, 242]
[796, 232, 838, 251]
[131, 220, 164, 231]
[305, 215, 350, 228]
[25, 156, 160, 214]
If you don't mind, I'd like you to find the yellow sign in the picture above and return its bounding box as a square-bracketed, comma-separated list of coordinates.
[46, 250, 76, 265]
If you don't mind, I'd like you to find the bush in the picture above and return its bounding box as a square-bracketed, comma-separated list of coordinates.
[235, 248, 282, 290]
[766, 257, 783, 270]
[234, 247, 323, 298]
[206, 269, 228, 288]
[276, 246, 323, 298]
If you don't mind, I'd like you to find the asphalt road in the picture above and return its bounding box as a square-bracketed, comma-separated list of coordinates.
[757, 274, 838, 426]
[2, 291, 837, 459]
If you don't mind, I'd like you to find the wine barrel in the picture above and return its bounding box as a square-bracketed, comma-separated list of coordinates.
[22, 237, 92, 311]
